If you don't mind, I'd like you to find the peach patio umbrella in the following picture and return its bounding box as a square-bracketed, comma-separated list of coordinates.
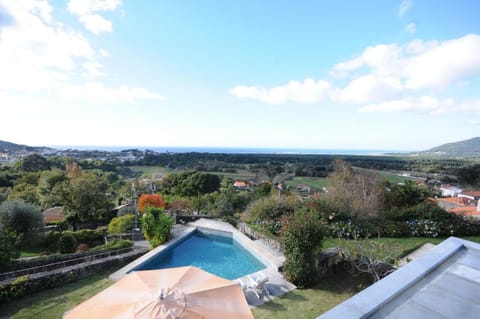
[64, 266, 253, 319]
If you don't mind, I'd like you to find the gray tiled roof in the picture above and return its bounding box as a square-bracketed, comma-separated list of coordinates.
[317, 237, 480, 319]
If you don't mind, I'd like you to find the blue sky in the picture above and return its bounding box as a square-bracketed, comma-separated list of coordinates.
[1, 0, 479, 151]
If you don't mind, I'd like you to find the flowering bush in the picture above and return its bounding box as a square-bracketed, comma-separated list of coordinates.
[138, 194, 166, 214]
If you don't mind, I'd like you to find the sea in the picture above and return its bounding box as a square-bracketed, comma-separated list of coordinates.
[52, 145, 410, 156]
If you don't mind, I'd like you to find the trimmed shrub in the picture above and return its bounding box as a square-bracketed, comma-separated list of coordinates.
[58, 232, 77, 254]
[107, 239, 133, 250]
[245, 195, 300, 236]
[44, 230, 61, 253]
[108, 214, 135, 234]
[0, 228, 20, 273]
[73, 228, 105, 247]
[281, 209, 325, 288]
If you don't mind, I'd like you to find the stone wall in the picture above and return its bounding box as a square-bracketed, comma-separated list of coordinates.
[0, 248, 147, 303]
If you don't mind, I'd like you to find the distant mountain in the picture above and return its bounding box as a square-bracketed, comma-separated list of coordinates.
[0, 140, 53, 152]
[421, 137, 480, 157]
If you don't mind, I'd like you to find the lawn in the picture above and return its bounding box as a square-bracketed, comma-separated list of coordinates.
[4, 236, 480, 319]
[20, 249, 43, 258]
[0, 267, 116, 319]
[252, 269, 369, 319]
[130, 166, 266, 182]
[324, 236, 480, 261]
[353, 167, 418, 184]
[130, 165, 178, 178]
[284, 176, 328, 191]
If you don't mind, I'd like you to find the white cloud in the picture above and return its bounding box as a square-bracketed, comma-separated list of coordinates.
[359, 97, 480, 114]
[404, 34, 480, 89]
[333, 34, 480, 92]
[79, 13, 112, 34]
[230, 34, 480, 114]
[331, 75, 403, 104]
[230, 79, 331, 104]
[67, 0, 122, 15]
[405, 22, 416, 33]
[82, 61, 104, 78]
[67, 0, 122, 34]
[58, 83, 166, 103]
[0, 1, 95, 92]
[359, 96, 445, 113]
[398, 0, 413, 17]
[457, 99, 480, 113]
[0, 0, 163, 103]
[99, 49, 111, 57]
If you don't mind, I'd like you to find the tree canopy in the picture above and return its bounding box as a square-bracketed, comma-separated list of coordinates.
[0, 199, 43, 250]
[137, 194, 166, 214]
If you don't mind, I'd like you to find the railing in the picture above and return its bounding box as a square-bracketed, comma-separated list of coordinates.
[237, 222, 282, 252]
[107, 232, 145, 241]
[0, 247, 136, 282]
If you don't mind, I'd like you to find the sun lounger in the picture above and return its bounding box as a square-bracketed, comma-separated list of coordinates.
[245, 274, 269, 300]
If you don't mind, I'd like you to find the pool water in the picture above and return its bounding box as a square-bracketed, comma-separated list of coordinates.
[132, 230, 266, 280]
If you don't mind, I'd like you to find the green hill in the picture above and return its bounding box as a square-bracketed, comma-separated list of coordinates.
[0, 140, 52, 152]
[422, 137, 480, 157]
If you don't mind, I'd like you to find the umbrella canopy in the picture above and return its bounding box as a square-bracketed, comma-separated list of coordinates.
[64, 266, 254, 319]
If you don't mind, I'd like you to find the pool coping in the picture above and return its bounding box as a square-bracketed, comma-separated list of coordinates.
[110, 219, 296, 306]
[110, 224, 196, 281]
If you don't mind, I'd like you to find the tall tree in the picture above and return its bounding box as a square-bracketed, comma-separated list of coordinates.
[327, 160, 386, 219]
[0, 200, 43, 250]
[18, 154, 51, 172]
[59, 172, 112, 229]
[386, 180, 430, 209]
[38, 169, 68, 208]
[137, 194, 166, 214]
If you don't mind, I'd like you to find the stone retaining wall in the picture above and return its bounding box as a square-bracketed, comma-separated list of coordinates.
[0, 248, 147, 303]
[1, 248, 133, 281]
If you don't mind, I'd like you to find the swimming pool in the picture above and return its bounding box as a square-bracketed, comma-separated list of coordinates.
[131, 229, 267, 280]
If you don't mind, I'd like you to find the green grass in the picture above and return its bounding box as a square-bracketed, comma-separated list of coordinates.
[353, 167, 419, 184]
[284, 176, 328, 191]
[5, 236, 480, 319]
[205, 169, 260, 181]
[20, 250, 42, 258]
[324, 236, 480, 261]
[252, 270, 369, 319]
[0, 267, 116, 319]
[130, 165, 179, 178]
[130, 166, 264, 181]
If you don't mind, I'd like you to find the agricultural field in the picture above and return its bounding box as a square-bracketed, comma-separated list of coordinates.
[353, 167, 419, 184]
[130, 165, 269, 183]
[130, 166, 182, 179]
[284, 176, 328, 191]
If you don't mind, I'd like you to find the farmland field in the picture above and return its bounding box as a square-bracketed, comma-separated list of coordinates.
[284, 176, 328, 191]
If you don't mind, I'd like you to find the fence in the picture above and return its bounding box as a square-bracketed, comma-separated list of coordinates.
[0, 247, 133, 282]
[237, 222, 282, 252]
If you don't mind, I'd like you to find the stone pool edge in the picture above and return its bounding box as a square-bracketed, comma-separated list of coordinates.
[109, 218, 296, 307]
[110, 224, 196, 281]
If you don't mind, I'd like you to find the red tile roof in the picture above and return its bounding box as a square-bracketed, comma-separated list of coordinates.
[461, 191, 480, 198]
[437, 197, 461, 205]
[233, 181, 248, 188]
[43, 207, 66, 224]
[449, 206, 480, 217]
